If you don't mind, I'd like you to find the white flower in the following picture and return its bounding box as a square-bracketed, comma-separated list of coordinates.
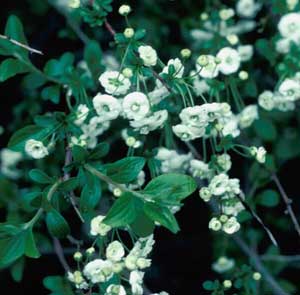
[74, 104, 89, 126]
[236, 0, 261, 18]
[219, 8, 235, 21]
[122, 92, 150, 120]
[192, 77, 210, 96]
[278, 78, 300, 101]
[237, 45, 253, 61]
[278, 13, 300, 41]
[222, 217, 240, 234]
[129, 271, 144, 295]
[190, 159, 212, 179]
[172, 124, 204, 141]
[106, 241, 125, 262]
[216, 154, 232, 172]
[25, 139, 49, 159]
[250, 146, 266, 163]
[106, 284, 127, 295]
[199, 187, 212, 202]
[238, 105, 258, 128]
[221, 116, 240, 138]
[223, 200, 244, 216]
[93, 94, 121, 120]
[162, 58, 184, 78]
[209, 217, 222, 231]
[67, 271, 88, 289]
[148, 86, 169, 105]
[216, 47, 241, 75]
[197, 55, 219, 79]
[138, 46, 157, 67]
[83, 259, 113, 283]
[209, 174, 229, 196]
[179, 106, 208, 127]
[99, 71, 131, 96]
[68, 0, 80, 8]
[90, 215, 112, 236]
[118, 4, 131, 16]
[258, 90, 275, 111]
[212, 256, 235, 273]
[276, 38, 291, 54]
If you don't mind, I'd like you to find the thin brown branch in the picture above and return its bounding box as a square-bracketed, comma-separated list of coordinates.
[53, 238, 71, 272]
[233, 235, 289, 295]
[104, 20, 116, 36]
[272, 173, 300, 239]
[0, 33, 43, 55]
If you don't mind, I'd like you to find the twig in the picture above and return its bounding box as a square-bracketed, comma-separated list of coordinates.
[272, 173, 300, 239]
[104, 20, 116, 36]
[53, 238, 71, 272]
[0, 33, 43, 55]
[64, 146, 85, 223]
[233, 235, 289, 295]
[261, 254, 300, 263]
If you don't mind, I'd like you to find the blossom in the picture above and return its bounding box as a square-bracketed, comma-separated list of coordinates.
[138, 46, 157, 67]
[99, 71, 131, 96]
[199, 187, 212, 202]
[90, 215, 112, 236]
[278, 13, 300, 41]
[106, 241, 125, 262]
[179, 106, 208, 127]
[161, 58, 184, 78]
[216, 47, 241, 75]
[209, 173, 230, 196]
[83, 259, 113, 283]
[67, 271, 88, 289]
[118, 5, 131, 16]
[122, 92, 150, 120]
[74, 104, 89, 126]
[258, 90, 275, 111]
[238, 105, 258, 128]
[236, 0, 261, 18]
[93, 94, 121, 120]
[0, 149, 22, 179]
[216, 154, 232, 172]
[25, 139, 49, 159]
[208, 217, 222, 231]
[278, 78, 300, 101]
[197, 55, 219, 79]
[190, 159, 212, 179]
[129, 270, 144, 295]
[222, 216, 240, 234]
[106, 284, 127, 295]
[212, 256, 235, 273]
[237, 45, 253, 61]
[250, 146, 266, 163]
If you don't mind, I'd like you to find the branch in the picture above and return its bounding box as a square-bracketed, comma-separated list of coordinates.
[271, 173, 300, 240]
[261, 254, 300, 263]
[233, 235, 289, 295]
[0, 33, 43, 55]
[53, 238, 71, 272]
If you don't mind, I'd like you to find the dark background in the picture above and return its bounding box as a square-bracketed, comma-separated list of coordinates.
[0, 1, 299, 294]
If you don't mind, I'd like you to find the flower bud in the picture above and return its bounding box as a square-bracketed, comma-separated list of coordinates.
[200, 12, 209, 20]
[112, 262, 124, 273]
[219, 215, 228, 223]
[122, 67, 133, 78]
[126, 136, 137, 147]
[180, 48, 191, 59]
[239, 70, 249, 80]
[73, 251, 82, 261]
[226, 34, 239, 45]
[86, 247, 95, 256]
[119, 4, 131, 16]
[223, 280, 232, 288]
[253, 272, 262, 281]
[113, 188, 123, 197]
[197, 55, 209, 66]
[124, 28, 135, 38]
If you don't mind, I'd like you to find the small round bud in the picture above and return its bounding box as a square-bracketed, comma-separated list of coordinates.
[219, 215, 228, 223]
[226, 34, 239, 45]
[113, 188, 123, 197]
[209, 217, 222, 231]
[180, 48, 191, 59]
[253, 272, 262, 281]
[73, 251, 82, 261]
[219, 8, 235, 21]
[112, 262, 124, 273]
[200, 12, 209, 20]
[197, 55, 209, 66]
[126, 136, 137, 147]
[86, 247, 95, 256]
[125, 255, 137, 270]
[199, 187, 212, 202]
[118, 4, 131, 16]
[124, 28, 135, 38]
[122, 67, 133, 78]
[69, 0, 80, 8]
[239, 70, 249, 80]
[223, 280, 232, 288]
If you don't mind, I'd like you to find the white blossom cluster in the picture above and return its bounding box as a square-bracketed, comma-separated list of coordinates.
[0, 148, 22, 179]
[67, 215, 169, 295]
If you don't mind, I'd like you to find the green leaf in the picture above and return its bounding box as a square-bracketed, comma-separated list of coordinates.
[58, 178, 79, 192]
[80, 172, 101, 213]
[84, 40, 103, 80]
[41, 85, 61, 104]
[104, 157, 145, 183]
[88, 142, 110, 160]
[131, 212, 155, 237]
[43, 276, 74, 295]
[257, 189, 280, 207]
[104, 193, 143, 227]
[142, 173, 197, 204]
[46, 209, 70, 238]
[10, 257, 25, 282]
[253, 118, 277, 142]
[144, 202, 180, 233]
[72, 145, 88, 163]
[24, 228, 40, 258]
[29, 169, 54, 184]
[0, 58, 30, 82]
